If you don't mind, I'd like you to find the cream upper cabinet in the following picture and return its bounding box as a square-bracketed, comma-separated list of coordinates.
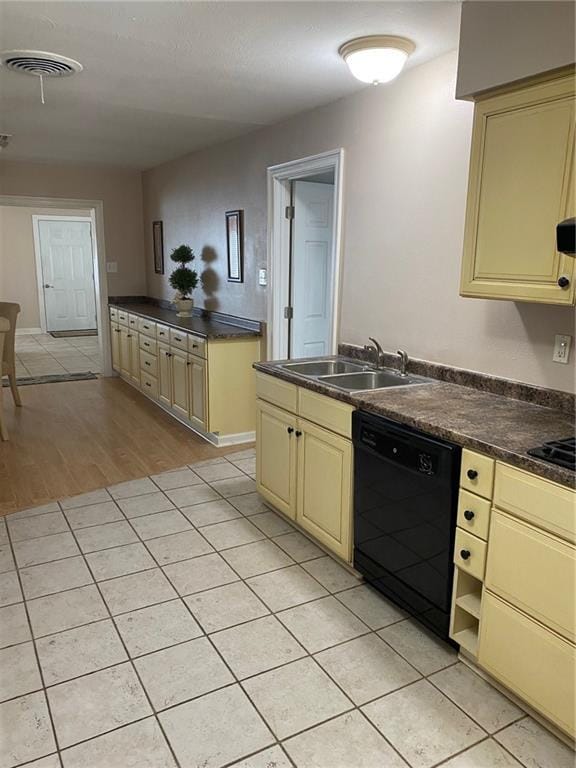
[171, 351, 189, 420]
[296, 418, 353, 562]
[461, 73, 575, 305]
[256, 399, 297, 519]
[158, 343, 172, 407]
[188, 354, 207, 430]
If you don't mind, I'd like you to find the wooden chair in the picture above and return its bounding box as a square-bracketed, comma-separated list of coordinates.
[0, 317, 9, 440]
[0, 302, 22, 407]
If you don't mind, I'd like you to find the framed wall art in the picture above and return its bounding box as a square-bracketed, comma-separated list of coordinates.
[226, 209, 244, 283]
[153, 220, 164, 275]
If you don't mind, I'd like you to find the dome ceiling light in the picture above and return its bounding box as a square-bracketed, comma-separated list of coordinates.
[339, 35, 415, 85]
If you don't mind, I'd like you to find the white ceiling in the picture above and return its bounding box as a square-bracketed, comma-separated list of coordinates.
[0, 1, 461, 170]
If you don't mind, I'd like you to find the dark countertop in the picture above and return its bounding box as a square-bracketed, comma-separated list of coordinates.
[110, 302, 262, 340]
[254, 359, 575, 489]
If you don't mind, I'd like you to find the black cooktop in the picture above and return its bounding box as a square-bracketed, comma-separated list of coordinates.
[527, 437, 575, 471]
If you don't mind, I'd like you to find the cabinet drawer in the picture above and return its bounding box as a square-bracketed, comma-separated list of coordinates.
[169, 328, 189, 352]
[140, 349, 158, 377]
[140, 371, 158, 399]
[156, 324, 170, 343]
[479, 592, 575, 737]
[457, 490, 491, 540]
[256, 372, 297, 413]
[494, 463, 575, 544]
[454, 528, 487, 581]
[139, 335, 157, 355]
[109, 307, 118, 321]
[128, 313, 139, 330]
[188, 334, 206, 358]
[486, 509, 575, 641]
[138, 318, 157, 338]
[298, 388, 354, 439]
[117, 310, 129, 326]
[460, 449, 495, 499]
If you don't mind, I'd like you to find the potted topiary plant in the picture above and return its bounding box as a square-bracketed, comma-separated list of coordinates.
[169, 244, 198, 317]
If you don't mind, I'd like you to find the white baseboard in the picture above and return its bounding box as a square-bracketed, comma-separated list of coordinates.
[16, 328, 43, 336]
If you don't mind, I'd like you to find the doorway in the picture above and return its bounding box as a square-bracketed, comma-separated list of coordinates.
[290, 174, 335, 358]
[33, 215, 98, 333]
[267, 149, 344, 360]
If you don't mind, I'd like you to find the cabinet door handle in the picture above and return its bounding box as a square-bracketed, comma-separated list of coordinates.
[460, 549, 471, 560]
[295, 430, 302, 437]
[186, 361, 191, 366]
[464, 510, 475, 521]
[287, 427, 294, 434]
[466, 469, 478, 480]
[558, 276, 570, 288]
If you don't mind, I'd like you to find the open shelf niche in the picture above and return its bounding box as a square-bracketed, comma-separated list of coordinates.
[450, 567, 483, 657]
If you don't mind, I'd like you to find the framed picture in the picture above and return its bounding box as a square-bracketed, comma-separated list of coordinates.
[226, 209, 244, 283]
[153, 220, 164, 275]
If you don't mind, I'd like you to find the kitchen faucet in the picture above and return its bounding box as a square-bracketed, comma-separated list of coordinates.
[397, 349, 409, 377]
[364, 337, 385, 369]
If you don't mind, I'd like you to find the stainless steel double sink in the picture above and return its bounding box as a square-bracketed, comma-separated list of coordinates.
[278, 358, 433, 392]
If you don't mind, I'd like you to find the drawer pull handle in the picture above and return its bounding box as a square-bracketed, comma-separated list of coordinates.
[287, 427, 294, 434]
[466, 469, 478, 480]
[192, 344, 198, 348]
[145, 361, 151, 367]
[460, 549, 471, 560]
[175, 337, 182, 342]
[186, 361, 191, 366]
[295, 430, 302, 438]
[145, 382, 151, 388]
[464, 509, 475, 521]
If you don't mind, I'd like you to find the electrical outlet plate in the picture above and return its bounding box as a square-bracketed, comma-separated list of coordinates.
[106, 262, 118, 273]
[553, 334, 572, 364]
[258, 268, 267, 286]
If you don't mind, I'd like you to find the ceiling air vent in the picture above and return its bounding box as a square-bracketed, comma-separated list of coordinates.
[0, 50, 83, 77]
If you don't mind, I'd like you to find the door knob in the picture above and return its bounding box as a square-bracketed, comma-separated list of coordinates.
[467, 469, 478, 480]
[287, 427, 294, 434]
[558, 276, 570, 288]
[464, 510, 475, 521]
[460, 549, 471, 560]
[43, 284, 53, 288]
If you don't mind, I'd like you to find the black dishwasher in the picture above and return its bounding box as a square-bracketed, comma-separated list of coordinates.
[353, 411, 461, 641]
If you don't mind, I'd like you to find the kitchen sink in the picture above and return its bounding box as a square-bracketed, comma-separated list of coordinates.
[281, 360, 365, 376]
[319, 370, 432, 391]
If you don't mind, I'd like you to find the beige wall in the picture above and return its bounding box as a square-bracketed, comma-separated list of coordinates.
[0, 161, 146, 296]
[456, 2, 575, 98]
[0, 206, 90, 329]
[143, 50, 575, 394]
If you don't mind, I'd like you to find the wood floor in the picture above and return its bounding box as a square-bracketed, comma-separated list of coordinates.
[0, 377, 242, 516]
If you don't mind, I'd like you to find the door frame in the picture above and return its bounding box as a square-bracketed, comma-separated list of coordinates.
[267, 148, 344, 359]
[0, 195, 112, 376]
[32, 214, 96, 334]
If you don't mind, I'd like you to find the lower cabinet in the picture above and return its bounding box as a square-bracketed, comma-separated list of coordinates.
[255, 382, 353, 563]
[158, 343, 172, 407]
[188, 354, 207, 431]
[479, 592, 575, 736]
[256, 399, 297, 519]
[128, 332, 140, 385]
[111, 323, 121, 372]
[171, 351, 189, 420]
[296, 418, 352, 561]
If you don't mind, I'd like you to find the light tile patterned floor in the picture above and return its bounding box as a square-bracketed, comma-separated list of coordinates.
[15, 334, 101, 377]
[0, 449, 573, 768]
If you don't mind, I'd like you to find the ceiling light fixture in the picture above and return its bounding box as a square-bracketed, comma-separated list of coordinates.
[339, 35, 415, 85]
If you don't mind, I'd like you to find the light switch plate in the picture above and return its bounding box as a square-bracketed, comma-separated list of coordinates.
[106, 262, 118, 273]
[258, 268, 267, 286]
[553, 334, 572, 364]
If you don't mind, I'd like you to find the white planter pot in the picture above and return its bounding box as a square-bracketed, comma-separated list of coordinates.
[175, 298, 194, 317]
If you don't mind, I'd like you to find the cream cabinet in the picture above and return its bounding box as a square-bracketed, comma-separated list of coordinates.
[255, 372, 354, 562]
[460, 72, 575, 305]
[256, 398, 297, 518]
[109, 307, 260, 445]
[188, 354, 207, 431]
[110, 322, 121, 372]
[296, 418, 352, 561]
[450, 448, 576, 739]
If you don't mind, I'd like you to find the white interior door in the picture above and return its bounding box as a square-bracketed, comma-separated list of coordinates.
[36, 218, 97, 332]
[290, 181, 335, 359]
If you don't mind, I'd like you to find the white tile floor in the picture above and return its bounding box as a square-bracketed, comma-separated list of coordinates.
[14, 334, 101, 378]
[0, 449, 573, 768]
